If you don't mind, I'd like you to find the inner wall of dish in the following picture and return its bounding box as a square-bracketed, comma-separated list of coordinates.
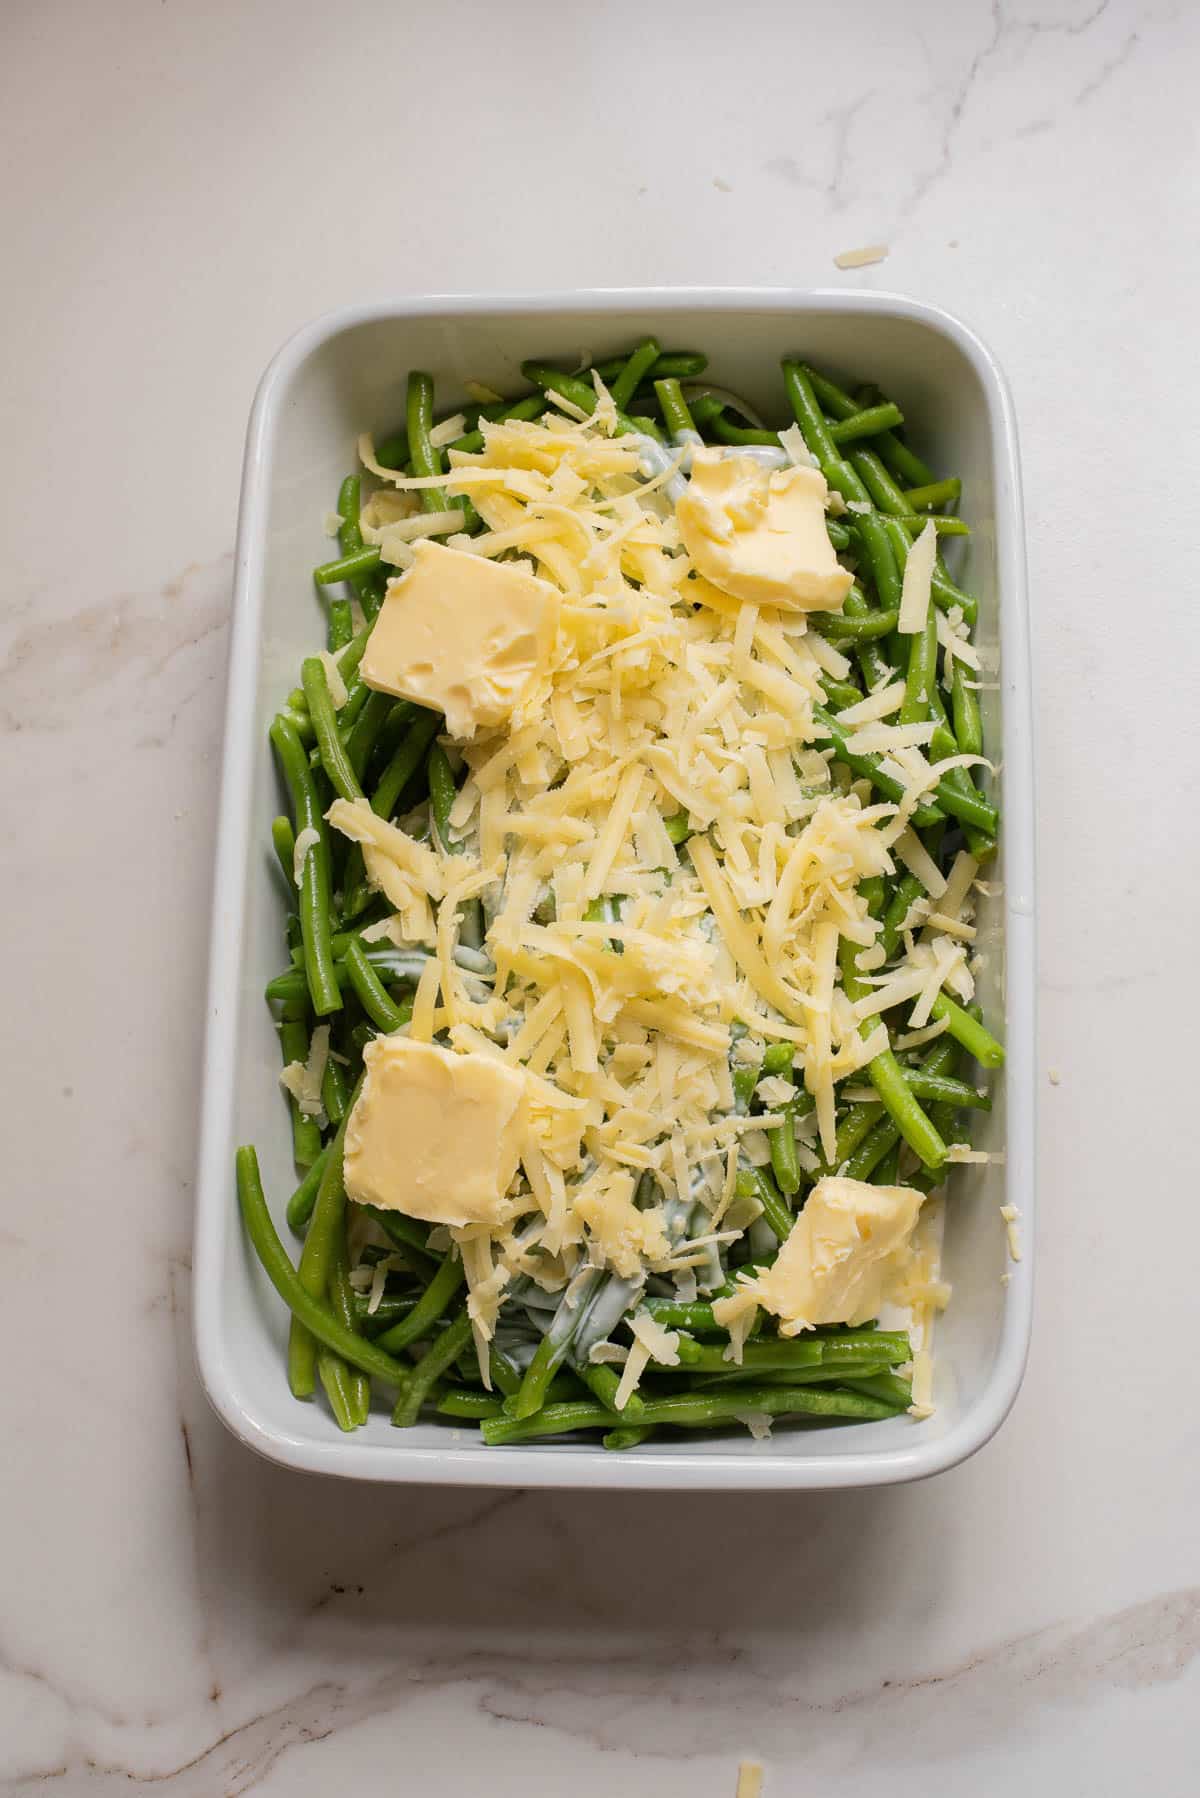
[238, 303, 1009, 1456]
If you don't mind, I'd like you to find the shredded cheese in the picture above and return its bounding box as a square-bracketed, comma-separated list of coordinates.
[833, 244, 888, 270]
[323, 398, 972, 1393]
[898, 519, 937, 634]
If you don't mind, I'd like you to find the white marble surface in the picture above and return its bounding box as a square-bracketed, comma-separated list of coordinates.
[3, 0, 1198, 1790]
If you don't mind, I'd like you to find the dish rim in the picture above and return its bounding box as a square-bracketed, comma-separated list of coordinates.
[192, 286, 1036, 1490]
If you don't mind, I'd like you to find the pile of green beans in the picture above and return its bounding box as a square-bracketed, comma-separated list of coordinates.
[236, 346, 1003, 1447]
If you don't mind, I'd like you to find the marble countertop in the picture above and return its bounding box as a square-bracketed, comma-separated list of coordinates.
[4, 1, 1198, 1791]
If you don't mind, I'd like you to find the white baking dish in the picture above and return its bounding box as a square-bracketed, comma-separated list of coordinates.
[193, 290, 1035, 1489]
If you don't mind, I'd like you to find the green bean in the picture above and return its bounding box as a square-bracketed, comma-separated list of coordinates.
[270, 715, 341, 1016]
[847, 618, 995, 838]
[510, 1332, 561, 1420]
[373, 1248, 465, 1354]
[266, 969, 310, 1006]
[314, 546, 382, 586]
[336, 620, 374, 686]
[353, 1291, 418, 1333]
[482, 1400, 613, 1444]
[900, 606, 938, 726]
[340, 690, 391, 785]
[843, 1038, 962, 1181]
[905, 478, 961, 512]
[483, 1383, 896, 1444]
[321, 1054, 350, 1127]
[373, 427, 409, 470]
[610, 336, 661, 411]
[483, 392, 548, 426]
[406, 371, 450, 514]
[732, 1057, 760, 1113]
[842, 1114, 902, 1182]
[794, 364, 861, 420]
[813, 606, 899, 642]
[768, 1095, 803, 1197]
[847, 448, 910, 516]
[908, 1096, 965, 1193]
[818, 1100, 885, 1174]
[271, 815, 296, 886]
[338, 676, 370, 737]
[317, 1341, 364, 1431]
[663, 811, 691, 844]
[952, 663, 983, 758]
[670, 1333, 908, 1374]
[872, 1144, 902, 1185]
[427, 741, 458, 850]
[278, 1017, 322, 1169]
[905, 1070, 989, 1109]
[575, 1359, 645, 1417]
[762, 1043, 795, 1076]
[880, 514, 978, 627]
[603, 1425, 655, 1450]
[861, 874, 888, 919]
[811, 704, 944, 829]
[643, 1298, 727, 1334]
[929, 993, 1005, 1067]
[437, 1388, 505, 1420]
[837, 587, 896, 692]
[828, 402, 904, 444]
[798, 364, 934, 488]
[693, 1361, 894, 1391]
[932, 772, 997, 838]
[486, 1345, 522, 1398]
[866, 1038, 947, 1170]
[372, 709, 442, 820]
[322, 1214, 371, 1427]
[362, 1206, 441, 1280]
[782, 361, 839, 465]
[840, 939, 947, 1171]
[448, 394, 548, 455]
[880, 871, 925, 956]
[326, 601, 353, 651]
[594, 349, 707, 382]
[920, 679, 956, 761]
[236, 1147, 411, 1385]
[391, 1305, 474, 1427]
[286, 1141, 330, 1231]
[342, 939, 410, 1034]
[279, 699, 315, 746]
[735, 1166, 794, 1242]
[287, 1090, 360, 1398]
[334, 475, 372, 611]
[844, 1370, 913, 1409]
[850, 511, 903, 610]
[688, 393, 725, 433]
[707, 409, 781, 448]
[654, 377, 697, 438]
[519, 361, 651, 438]
[896, 514, 970, 538]
[300, 657, 364, 804]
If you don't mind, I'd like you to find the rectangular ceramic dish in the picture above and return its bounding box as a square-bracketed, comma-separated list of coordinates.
[193, 289, 1035, 1488]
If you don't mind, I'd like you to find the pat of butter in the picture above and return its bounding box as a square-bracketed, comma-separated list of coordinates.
[344, 1036, 527, 1230]
[361, 540, 558, 739]
[751, 1175, 923, 1331]
[676, 449, 852, 612]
